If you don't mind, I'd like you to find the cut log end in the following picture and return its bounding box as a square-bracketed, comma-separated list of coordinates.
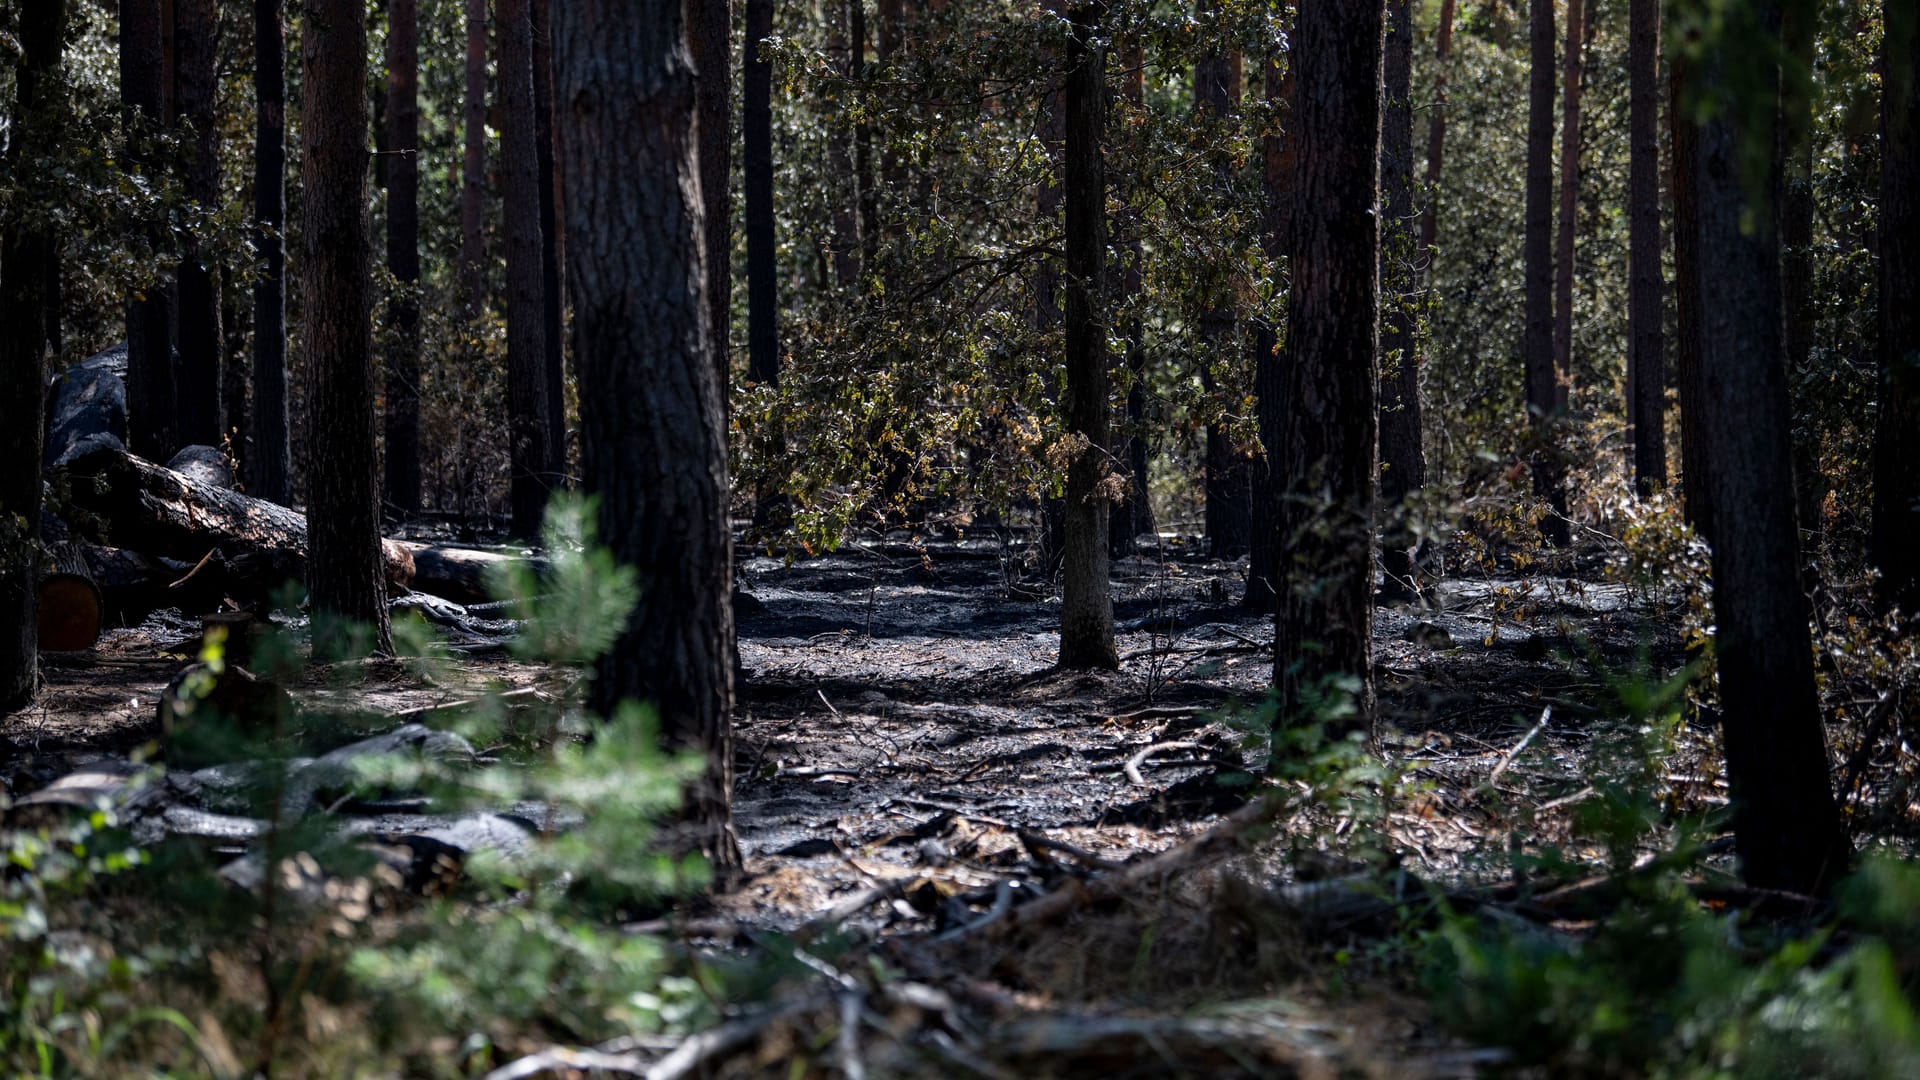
[37, 543, 104, 651]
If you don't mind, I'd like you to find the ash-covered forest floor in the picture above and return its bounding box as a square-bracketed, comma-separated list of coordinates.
[4, 531, 1717, 1076]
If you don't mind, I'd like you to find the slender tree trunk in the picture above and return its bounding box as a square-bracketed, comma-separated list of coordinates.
[1781, 0, 1820, 532]
[1378, 0, 1425, 603]
[1671, 50, 1711, 540]
[460, 0, 488, 317]
[384, 0, 422, 519]
[1195, 1, 1249, 560]
[249, 0, 291, 504]
[550, 0, 742, 875]
[532, 0, 568, 479]
[744, 0, 779, 388]
[689, 0, 733, 387]
[1058, 0, 1117, 670]
[302, 0, 393, 657]
[1247, 50, 1296, 613]
[1553, 0, 1584, 409]
[854, 0, 878, 270]
[1683, 2, 1846, 894]
[1524, 0, 1568, 546]
[1272, 0, 1383, 741]
[1627, 0, 1666, 496]
[498, 0, 554, 539]
[1111, 44, 1153, 556]
[1876, 0, 1920, 609]
[174, 0, 222, 449]
[828, 1, 862, 285]
[1416, 0, 1456, 263]
[2, 0, 66, 711]
[121, 0, 177, 461]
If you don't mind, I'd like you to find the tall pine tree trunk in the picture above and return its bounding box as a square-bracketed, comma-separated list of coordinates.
[1671, 50, 1712, 541]
[1058, 0, 1117, 670]
[1272, 0, 1383, 741]
[459, 0, 488, 317]
[1378, 0, 1425, 602]
[2, 0, 66, 711]
[174, 0, 222, 449]
[1111, 43, 1153, 556]
[384, 0, 422, 518]
[1523, 0, 1567, 546]
[551, 0, 742, 875]
[1195, 1, 1249, 559]
[1684, 3, 1846, 894]
[250, 0, 291, 504]
[744, 0, 779, 389]
[302, 0, 393, 656]
[1627, 0, 1666, 495]
[532, 0, 568, 480]
[1552, 0, 1584, 415]
[121, 0, 177, 461]
[1875, 0, 1920, 608]
[689, 0, 733, 388]
[498, 0, 554, 539]
[1416, 0, 1455, 262]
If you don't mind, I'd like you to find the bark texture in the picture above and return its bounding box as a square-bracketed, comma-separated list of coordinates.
[1272, 0, 1382, 739]
[532, 0, 568, 478]
[174, 0, 223, 449]
[689, 0, 733, 386]
[1377, 0, 1425, 601]
[1670, 51, 1710, 541]
[499, 0, 555, 539]
[1195, 1, 1249, 559]
[250, 0, 291, 504]
[302, 0, 393, 656]
[551, 0, 742, 874]
[1877, 0, 1920, 609]
[121, 0, 177, 461]
[2, 0, 65, 710]
[1111, 45, 1153, 555]
[460, 0, 488, 316]
[744, 0, 780, 388]
[1552, 0, 1584, 410]
[1523, 0, 1568, 546]
[1684, 11, 1847, 893]
[1057, 1, 1117, 670]
[1627, 0, 1666, 495]
[385, 0, 423, 518]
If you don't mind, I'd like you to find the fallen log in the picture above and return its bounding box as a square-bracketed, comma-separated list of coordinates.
[57, 447, 416, 603]
[43, 343, 128, 468]
[37, 541, 104, 651]
[395, 542, 546, 605]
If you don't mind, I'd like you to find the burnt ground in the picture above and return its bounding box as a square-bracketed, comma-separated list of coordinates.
[2, 533, 1716, 1075]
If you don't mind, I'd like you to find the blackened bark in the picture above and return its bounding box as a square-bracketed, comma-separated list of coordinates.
[1058, 0, 1116, 670]
[1416, 0, 1456, 261]
[121, 0, 177, 461]
[1378, 0, 1425, 601]
[1781, 0, 1819, 530]
[1523, 0, 1567, 546]
[1111, 45, 1153, 556]
[1553, 0, 1583, 410]
[302, 0, 393, 656]
[1876, 0, 1920, 608]
[1247, 51, 1296, 613]
[1671, 51, 1711, 541]
[174, 0, 222, 448]
[2, 0, 66, 710]
[384, 0, 422, 518]
[551, 0, 742, 875]
[1685, 8, 1847, 894]
[499, 0, 554, 539]
[1627, 0, 1666, 496]
[532, 0, 568, 476]
[689, 0, 733, 386]
[460, 0, 488, 316]
[250, 0, 290, 504]
[1273, 0, 1382, 740]
[744, 0, 779, 388]
[1195, 4, 1249, 559]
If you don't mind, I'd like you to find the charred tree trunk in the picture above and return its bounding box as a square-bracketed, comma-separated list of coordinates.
[1684, 5, 1846, 894]
[121, 0, 177, 461]
[250, 0, 291, 505]
[1876, 0, 1920, 609]
[174, 0, 222, 449]
[744, 0, 780, 389]
[690, 0, 733, 390]
[1671, 51, 1711, 541]
[1195, 3, 1249, 560]
[1272, 0, 1383, 741]
[1416, 0, 1455, 262]
[302, 0, 393, 656]
[2, 0, 66, 709]
[1552, 0, 1584, 414]
[551, 0, 742, 875]
[1111, 44, 1153, 556]
[1058, 0, 1117, 670]
[385, 0, 423, 519]
[532, 0, 568, 478]
[1377, 0, 1425, 603]
[499, 0, 554, 539]
[1627, 0, 1666, 496]
[1523, 0, 1567, 546]
[1247, 50, 1296, 613]
[460, 0, 488, 317]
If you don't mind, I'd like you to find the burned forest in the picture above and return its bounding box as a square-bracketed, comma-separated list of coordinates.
[5, 0, 1920, 1076]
